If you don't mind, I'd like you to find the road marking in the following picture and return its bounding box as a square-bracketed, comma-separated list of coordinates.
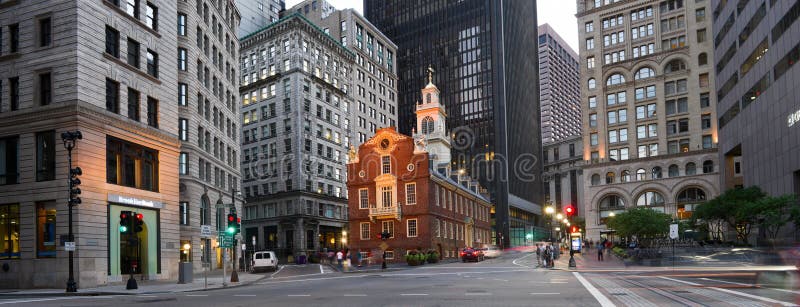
[138, 295, 157, 298]
[530, 293, 561, 295]
[400, 293, 429, 296]
[0, 296, 113, 305]
[700, 277, 800, 295]
[288, 294, 311, 297]
[659, 276, 797, 306]
[234, 294, 256, 297]
[343, 294, 367, 297]
[186, 294, 208, 297]
[269, 265, 285, 278]
[259, 275, 364, 285]
[511, 252, 535, 268]
[573, 272, 616, 307]
[465, 292, 492, 296]
[319, 264, 324, 274]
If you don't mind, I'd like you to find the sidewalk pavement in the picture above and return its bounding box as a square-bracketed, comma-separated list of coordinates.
[0, 269, 267, 297]
[551, 249, 797, 272]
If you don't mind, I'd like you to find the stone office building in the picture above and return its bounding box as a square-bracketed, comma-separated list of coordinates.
[0, 0, 182, 288]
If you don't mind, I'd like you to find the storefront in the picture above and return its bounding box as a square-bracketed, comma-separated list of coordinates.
[107, 194, 161, 281]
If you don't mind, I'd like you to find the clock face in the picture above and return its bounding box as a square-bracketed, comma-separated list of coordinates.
[380, 139, 390, 149]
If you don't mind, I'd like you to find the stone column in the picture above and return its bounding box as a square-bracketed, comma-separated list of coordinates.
[296, 217, 304, 256]
[313, 224, 320, 252]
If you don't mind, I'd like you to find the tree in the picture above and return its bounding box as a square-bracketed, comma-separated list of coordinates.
[607, 207, 671, 245]
[757, 194, 796, 242]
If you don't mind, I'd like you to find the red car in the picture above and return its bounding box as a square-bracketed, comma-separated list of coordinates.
[460, 248, 485, 262]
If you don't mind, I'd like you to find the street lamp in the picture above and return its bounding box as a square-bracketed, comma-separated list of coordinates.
[61, 130, 82, 293]
[544, 205, 555, 242]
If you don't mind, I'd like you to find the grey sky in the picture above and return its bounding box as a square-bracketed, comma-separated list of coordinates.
[283, 0, 580, 52]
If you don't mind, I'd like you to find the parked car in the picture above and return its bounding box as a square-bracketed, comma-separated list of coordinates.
[252, 251, 278, 272]
[483, 245, 502, 258]
[460, 248, 484, 262]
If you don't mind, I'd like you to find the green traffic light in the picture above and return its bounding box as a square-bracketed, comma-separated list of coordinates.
[119, 225, 128, 233]
[227, 226, 235, 234]
[525, 233, 533, 240]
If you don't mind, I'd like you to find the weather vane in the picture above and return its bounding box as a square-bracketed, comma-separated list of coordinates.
[427, 64, 434, 84]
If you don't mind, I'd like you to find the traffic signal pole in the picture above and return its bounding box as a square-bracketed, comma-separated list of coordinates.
[62, 131, 82, 293]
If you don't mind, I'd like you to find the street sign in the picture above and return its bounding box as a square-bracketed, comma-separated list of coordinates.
[220, 233, 234, 248]
[379, 242, 388, 251]
[669, 223, 679, 239]
[200, 225, 213, 237]
[64, 242, 76, 251]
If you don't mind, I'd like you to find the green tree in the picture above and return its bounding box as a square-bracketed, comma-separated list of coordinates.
[756, 194, 796, 242]
[606, 207, 671, 245]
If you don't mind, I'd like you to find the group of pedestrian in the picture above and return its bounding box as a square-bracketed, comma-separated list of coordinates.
[535, 243, 556, 268]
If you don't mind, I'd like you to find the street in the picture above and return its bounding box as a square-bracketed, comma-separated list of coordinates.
[3, 251, 799, 306]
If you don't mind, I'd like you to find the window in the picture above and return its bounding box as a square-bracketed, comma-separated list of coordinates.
[9, 23, 19, 53]
[35, 201, 56, 258]
[178, 48, 187, 71]
[586, 38, 594, 50]
[589, 114, 597, 127]
[360, 222, 370, 240]
[635, 86, 656, 100]
[106, 78, 120, 113]
[703, 160, 714, 173]
[587, 57, 595, 69]
[382, 221, 394, 238]
[621, 170, 630, 182]
[685, 162, 697, 175]
[665, 98, 688, 115]
[200, 196, 209, 225]
[585, 22, 594, 32]
[127, 88, 140, 121]
[703, 135, 713, 149]
[34, 131, 56, 182]
[699, 73, 709, 88]
[0, 204, 20, 259]
[359, 189, 369, 209]
[126, 38, 140, 68]
[146, 49, 159, 78]
[606, 73, 625, 85]
[636, 191, 665, 207]
[39, 17, 52, 47]
[406, 183, 416, 205]
[178, 83, 188, 106]
[147, 96, 158, 128]
[37, 73, 52, 106]
[590, 133, 598, 146]
[381, 156, 391, 174]
[588, 78, 596, 89]
[145, 2, 158, 30]
[407, 219, 417, 237]
[106, 136, 159, 191]
[634, 67, 655, 80]
[605, 172, 615, 184]
[179, 118, 188, 141]
[105, 26, 119, 57]
[665, 59, 687, 73]
[588, 96, 597, 108]
[179, 202, 189, 225]
[178, 13, 187, 36]
[636, 168, 646, 180]
[599, 195, 625, 224]
[126, 0, 140, 18]
[0, 136, 19, 185]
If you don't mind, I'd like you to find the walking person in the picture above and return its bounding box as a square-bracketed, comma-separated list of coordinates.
[336, 250, 344, 269]
[597, 239, 605, 261]
[356, 250, 363, 267]
[535, 244, 542, 266]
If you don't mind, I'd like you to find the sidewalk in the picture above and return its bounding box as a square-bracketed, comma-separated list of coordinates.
[552, 250, 627, 271]
[0, 269, 267, 297]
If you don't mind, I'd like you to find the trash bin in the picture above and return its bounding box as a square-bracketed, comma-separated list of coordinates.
[298, 255, 306, 264]
[178, 262, 193, 284]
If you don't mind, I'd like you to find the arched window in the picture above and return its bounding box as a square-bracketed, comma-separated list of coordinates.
[652, 166, 663, 179]
[591, 174, 601, 185]
[621, 170, 631, 182]
[426, 93, 432, 103]
[636, 191, 665, 208]
[634, 67, 655, 80]
[421, 116, 435, 134]
[636, 168, 646, 180]
[605, 172, 615, 184]
[665, 59, 687, 73]
[606, 73, 626, 86]
[599, 195, 626, 224]
[200, 195, 210, 225]
[668, 164, 679, 177]
[588, 78, 596, 89]
[698, 53, 708, 66]
[703, 160, 714, 173]
[685, 162, 697, 175]
[676, 187, 707, 219]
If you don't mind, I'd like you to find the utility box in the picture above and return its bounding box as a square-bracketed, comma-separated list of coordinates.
[178, 262, 193, 284]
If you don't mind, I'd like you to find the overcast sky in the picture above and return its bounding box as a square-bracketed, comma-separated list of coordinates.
[283, 0, 580, 52]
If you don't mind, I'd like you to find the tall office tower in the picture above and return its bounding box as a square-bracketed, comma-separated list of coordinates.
[238, 13, 355, 259]
[177, 0, 242, 273]
[577, 0, 720, 241]
[715, 1, 800, 209]
[538, 24, 582, 144]
[365, 0, 542, 248]
[542, 136, 584, 228]
[236, 0, 284, 37]
[0, 0, 184, 288]
[288, 0, 399, 145]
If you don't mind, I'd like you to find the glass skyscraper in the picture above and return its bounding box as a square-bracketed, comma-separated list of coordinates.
[364, 0, 543, 248]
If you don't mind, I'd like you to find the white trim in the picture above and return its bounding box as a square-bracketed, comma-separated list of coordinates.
[407, 218, 418, 237]
[405, 182, 416, 205]
[358, 188, 369, 209]
[359, 222, 370, 240]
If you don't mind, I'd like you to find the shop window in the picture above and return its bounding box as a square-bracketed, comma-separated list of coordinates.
[36, 202, 56, 258]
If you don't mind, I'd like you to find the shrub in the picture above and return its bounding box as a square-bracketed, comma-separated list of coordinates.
[611, 246, 628, 259]
[406, 250, 421, 266]
[427, 251, 439, 263]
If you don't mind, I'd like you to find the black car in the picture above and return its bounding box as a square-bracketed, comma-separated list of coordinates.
[460, 248, 484, 262]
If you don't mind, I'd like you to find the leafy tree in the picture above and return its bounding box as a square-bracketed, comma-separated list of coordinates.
[607, 207, 671, 245]
[757, 194, 796, 241]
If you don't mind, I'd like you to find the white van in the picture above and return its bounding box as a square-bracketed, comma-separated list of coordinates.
[252, 251, 278, 272]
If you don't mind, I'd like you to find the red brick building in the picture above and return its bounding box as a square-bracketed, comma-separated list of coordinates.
[346, 78, 492, 262]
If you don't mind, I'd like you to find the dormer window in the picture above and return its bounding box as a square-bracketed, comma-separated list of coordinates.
[422, 116, 435, 134]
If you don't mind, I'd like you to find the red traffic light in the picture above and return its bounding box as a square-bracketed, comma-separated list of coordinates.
[228, 214, 235, 222]
[136, 213, 143, 220]
[237, 217, 241, 223]
[120, 212, 128, 219]
[564, 205, 575, 216]
[570, 226, 578, 233]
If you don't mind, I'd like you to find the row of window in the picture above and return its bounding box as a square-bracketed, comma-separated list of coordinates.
[0, 131, 55, 186]
[591, 161, 715, 186]
[105, 79, 159, 127]
[598, 187, 706, 223]
[245, 200, 346, 220]
[195, 125, 238, 168]
[109, 0, 159, 31]
[105, 25, 159, 78]
[0, 16, 50, 56]
[0, 202, 57, 259]
[195, 156, 237, 191]
[195, 93, 237, 142]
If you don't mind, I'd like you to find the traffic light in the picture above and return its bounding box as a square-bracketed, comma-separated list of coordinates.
[68, 167, 82, 206]
[236, 217, 241, 234]
[133, 213, 144, 233]
[227, 213, 237, 234]
[380, 231, 390, 240]
[564, 204, 575, 217]
[570, 225, 578, 234]
[119, 211, 131, 233]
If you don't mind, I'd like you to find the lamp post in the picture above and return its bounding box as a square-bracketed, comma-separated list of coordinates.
[544, 205, 555, 242]
[62, 130, 82, 293]
[230, 188, 240, 283]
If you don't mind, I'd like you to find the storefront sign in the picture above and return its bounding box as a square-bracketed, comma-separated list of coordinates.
[789, 109, 800, 127]
[108, 194, 164, 209]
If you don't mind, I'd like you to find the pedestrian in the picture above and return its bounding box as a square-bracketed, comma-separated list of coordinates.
[535, 244, 542, 266]
[336, 250, 344, 268]
[597, 240, 604, 261]
[356, 251, 362, 267]
[544, 245, 552, 268]
[381, 251, 387, 269]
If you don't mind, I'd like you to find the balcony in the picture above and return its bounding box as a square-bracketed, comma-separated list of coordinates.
[369, 204, 402, 222]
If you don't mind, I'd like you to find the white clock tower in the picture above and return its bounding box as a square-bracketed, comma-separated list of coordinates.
[413, 65, 452, 171]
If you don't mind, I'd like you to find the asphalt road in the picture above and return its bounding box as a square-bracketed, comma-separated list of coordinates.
[4, 251, 800, 306]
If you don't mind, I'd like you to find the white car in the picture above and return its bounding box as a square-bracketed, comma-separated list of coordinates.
[483, 245, 502, 258]
[252, 251, 278, 272]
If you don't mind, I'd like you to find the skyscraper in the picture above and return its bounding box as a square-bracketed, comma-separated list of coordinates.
[236, 0, 284, 37]
[577, 0, 720, 240]
[715, 1, 800, 205]
[364, 0, 542, 248]
[538, 24, 581, 144]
